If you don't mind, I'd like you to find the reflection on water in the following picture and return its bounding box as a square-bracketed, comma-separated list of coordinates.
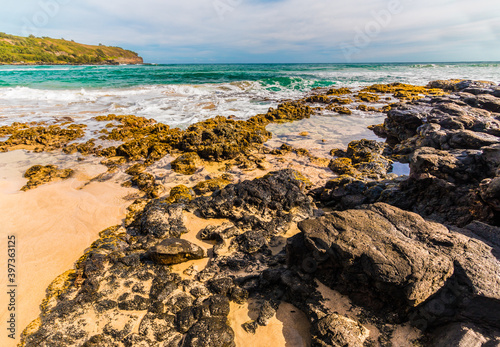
[265, 114, 386, 158]
[391, 162, 411, 176]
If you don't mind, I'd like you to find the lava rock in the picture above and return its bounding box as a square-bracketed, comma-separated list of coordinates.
[313, 313, 369, 347]
[290, 203, 454, 316]
[182, 317, 235, 347]
[141, 202, 187, 238]
[148, 238, 206, 265]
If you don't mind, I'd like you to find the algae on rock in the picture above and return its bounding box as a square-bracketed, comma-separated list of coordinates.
[21, 164, 73, 191]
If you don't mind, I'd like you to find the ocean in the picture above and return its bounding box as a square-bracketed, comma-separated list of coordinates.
[0, 62, 499, 128]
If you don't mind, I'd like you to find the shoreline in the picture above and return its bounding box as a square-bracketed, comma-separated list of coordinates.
[2, 79, 500, 346]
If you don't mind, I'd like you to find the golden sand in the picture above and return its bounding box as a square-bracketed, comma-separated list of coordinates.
[229, 301, 311, 347]
[0, 150, 135, 346]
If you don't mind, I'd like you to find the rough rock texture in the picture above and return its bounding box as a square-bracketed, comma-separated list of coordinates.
[316, 83, 500, 227]
[21, 169, 317, 347]
[329, 139, 393, 180]
[21, 164, 73, 191]
[288, 203, 500, 332]
[428, 323, 500, 347]
[291, 203, 454, 317]
[193, 169, 314, 237]
[170, 152, 201, 175]
[148, 238, 206, 265]
[20, 81, 500, 347]
[140, 202, 187, 238]
[314, 314, 369, 347]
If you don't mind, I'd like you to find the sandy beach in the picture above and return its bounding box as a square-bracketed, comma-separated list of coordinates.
[0, 150, 136, 346]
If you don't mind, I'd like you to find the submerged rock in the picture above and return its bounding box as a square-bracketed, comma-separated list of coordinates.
[148, 238, 206, 265]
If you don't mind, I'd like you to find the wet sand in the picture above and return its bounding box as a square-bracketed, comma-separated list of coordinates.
[0, 150, 135, 346]
[265, 113, 385, 157]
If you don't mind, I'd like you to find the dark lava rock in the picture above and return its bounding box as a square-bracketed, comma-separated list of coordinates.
[288, 203, 500, 329]
[290, 202, 454, 316]
[410, 147, 486, 183]
[141, 201, 187, 238]
[329, 139, 393, 180]
[148, 238, 205, 265]
[118, 295, 151, 311]
[182, 318, 235, 347]
[236, 230, 267, 253]
[194, 169, 314, 233]
[205, 295, 230, 316]
[207, 277, 234, 296]
[429, 322, 500, 347]
[313, 313, 369, 347]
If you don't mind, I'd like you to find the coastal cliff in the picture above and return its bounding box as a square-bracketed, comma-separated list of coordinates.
[0, 33, 143, 65]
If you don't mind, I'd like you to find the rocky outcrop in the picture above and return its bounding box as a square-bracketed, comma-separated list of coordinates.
[288, 203, 500, 335]
[21, 169, 317, 347]
[316, 81, 500, 227]
[140, 201, 187, 238]
[148, 238, 206, 265]
[19, 80, 500, 347]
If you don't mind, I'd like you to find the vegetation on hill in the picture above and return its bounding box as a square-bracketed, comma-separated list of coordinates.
[0, 33, 143, 65]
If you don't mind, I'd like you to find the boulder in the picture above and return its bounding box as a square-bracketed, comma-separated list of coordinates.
[182, 318, 235, 347]
[141, 201, 187, 238]
[148, 238, 205, 265]
[171, 152, 201, 175]
[193, 169, 314, 240]
[464, 94, 500, 113]
[313, 313, 369, 347]
[429, 323, 500, 347]
[291, 203, 454, 315]
[289, 203, 500, 329]
[410, 147, 486, 183]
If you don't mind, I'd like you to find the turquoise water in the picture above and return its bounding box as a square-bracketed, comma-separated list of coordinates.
[0, 63, 498, 128]
[1, 62, 499, 90]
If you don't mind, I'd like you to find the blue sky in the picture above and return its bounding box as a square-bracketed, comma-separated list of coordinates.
[1, 0, 499, 63]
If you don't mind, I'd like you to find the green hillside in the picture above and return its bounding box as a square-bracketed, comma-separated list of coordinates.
[0, 33, 143, 65]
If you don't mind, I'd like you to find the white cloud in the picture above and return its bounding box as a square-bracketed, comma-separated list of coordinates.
[6, 0, 500, 62]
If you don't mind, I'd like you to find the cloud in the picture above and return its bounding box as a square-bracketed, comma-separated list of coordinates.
[6, 0, 500, 62]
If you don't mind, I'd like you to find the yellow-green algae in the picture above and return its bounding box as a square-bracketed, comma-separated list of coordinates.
[356, 92, 380, 103]
[329, 158, 358, 176]
[326, 105, 352, 115]
[361, 82, 446, 101]
[164, 185, 194, 204]
[170, 152, 201, 175]
[330, 97, 353, 105]
[0, 124, 84, 152]
[21, 164, 73, 191]
[326, 87, 352, 96]
[193, 174, 234, 195]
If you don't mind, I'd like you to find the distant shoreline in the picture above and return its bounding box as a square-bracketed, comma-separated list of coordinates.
[0, 61, 144, 66]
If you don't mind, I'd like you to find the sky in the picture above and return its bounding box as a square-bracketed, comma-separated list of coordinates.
[1, 0, 499, 63]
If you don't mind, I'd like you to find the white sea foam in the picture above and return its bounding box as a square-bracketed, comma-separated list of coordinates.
[1, 64, 499, 129]
[0, 83, 287, 128]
